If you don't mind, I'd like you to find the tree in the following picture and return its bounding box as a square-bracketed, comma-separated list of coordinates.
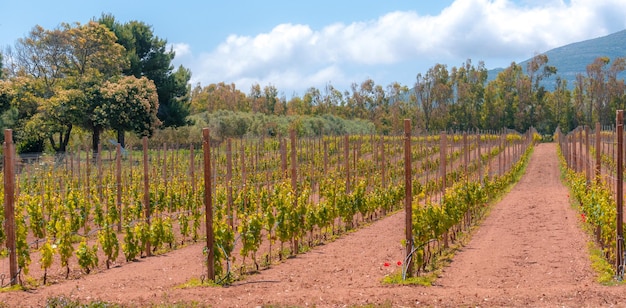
[97, 76, 161, 147]
[525, 54, 556, 133]
[483, 62, 524, 131]
[450, 59, 487, 131]
[11, 21, 126, 154]
[65, 21, 127, 155]
[546, 77, 573, 132]
[0, 76, 37, 149]
[98, 14, 192, 128]
[0, 52, 4, 79]
[414, 64, 452, 131]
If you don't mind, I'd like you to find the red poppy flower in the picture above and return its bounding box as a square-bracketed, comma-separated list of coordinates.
[397, 261, 402, 266]
[384, 262, 390, 267]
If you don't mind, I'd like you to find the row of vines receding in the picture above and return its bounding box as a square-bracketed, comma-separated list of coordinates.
[556, 111, 626, 280]
[1, 125, 536, 287]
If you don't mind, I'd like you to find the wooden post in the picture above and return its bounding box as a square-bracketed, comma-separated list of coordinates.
[617, 111, 624, 276]
[97, 143, 103, 202]
[477, 133, 483, 183]
[290, 130, 298, 254]
[381, 136, 386, 189]
[240, 141, 246, 188]
[4, 129, 17, 285]
[344, 135, 350, 193]
[142, 137, 151, 257]
[585, 126, 591, 182]
[203, 128, 215, 281]
[323, 140, 328, 175]
[578, 128, 583, 173]
[403, 119, 414, 277]
[463, 132, 468, 178]
[440, 132, 447, 192]
[190, 144, 196, 195]
[226, 138, 234, 229]
[594, 123, 602, 243]
[499, 134, 504, 176]
[163, 143, 168, 196]
[571, 132, 575, 170]
[116, 143, 122, 232]
[596, 123, 602, 183]
[280, 138, 287, 178]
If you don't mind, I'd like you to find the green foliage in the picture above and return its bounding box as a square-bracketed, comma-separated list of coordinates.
[45, 296, 121, 308]
[409, 139, 534, 277]
[76, 240, 99, 274]
[98, 225, 119, 269]
[187, 111, 375, 140]
[40, 241, 55, 284]
[561, 146, 621, 267]
[122, 224, 140, 262]
[98, 14, 191, 128]
[15, 204, 31, 276]
[97, 75, 161, 144]
[55, 218, 74, 278]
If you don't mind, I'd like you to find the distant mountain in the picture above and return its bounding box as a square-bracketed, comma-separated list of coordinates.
[488, 30, 626, 89]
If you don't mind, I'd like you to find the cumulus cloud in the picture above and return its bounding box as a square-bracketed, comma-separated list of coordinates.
[171, 43, 191, 57]
[185, 0, 626, 95]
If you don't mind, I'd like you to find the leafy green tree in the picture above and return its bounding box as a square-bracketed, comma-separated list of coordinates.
[546, 77, 574, 132]
[449, 59, 487, 131]
[98, 14, 192, 128]
[414, 64, 452, 131]
[483, 62, 524, 131]
[189, 82, 248, 114]
[97, 75, 161, 147]
[11, 22, 126, 153]
[525, 54, 556, 133]
[0, 76, 43, 150]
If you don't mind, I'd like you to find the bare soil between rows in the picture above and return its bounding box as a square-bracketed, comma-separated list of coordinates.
[3, 143, 626, 307]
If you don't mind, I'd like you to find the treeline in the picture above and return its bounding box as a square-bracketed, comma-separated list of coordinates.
[189, 55, 626, 136]
[2, 14, 626, 154]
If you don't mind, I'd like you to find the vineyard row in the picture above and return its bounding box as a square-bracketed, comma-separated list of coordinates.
[1, 126, 535, 286]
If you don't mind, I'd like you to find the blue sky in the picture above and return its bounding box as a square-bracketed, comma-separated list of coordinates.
[2, 0, 626, 97]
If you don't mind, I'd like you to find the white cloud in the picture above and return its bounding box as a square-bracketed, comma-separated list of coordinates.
[171, 43, 191, 58]
[183, 0, 626, 95]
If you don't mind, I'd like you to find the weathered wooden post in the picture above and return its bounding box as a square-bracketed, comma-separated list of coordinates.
[344, 135, 350, 193]
[202, 128, 215, 281]
[403, 119, 414, 278]
[616, 110, 624, 277]
[142, 136, 151, 257]
[595, 123, 602, 243]
[116, 143, 122, 232]
[4, 129, 17, 285]
[226, 138, 234, 229]
[290, 129, 298, 254]
[440, 131, 447, 192]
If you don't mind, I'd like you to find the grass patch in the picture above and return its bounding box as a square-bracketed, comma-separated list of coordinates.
[45, 296, 121, 308]
[587, 241, 619, 285]
[174, 277, 221, 289]
[0, 284, 24, 292]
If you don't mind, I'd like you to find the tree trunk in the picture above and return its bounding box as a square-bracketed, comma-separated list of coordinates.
[117, 129, 125, 148]
[60, 124, 72, 152]
[92, 126, 101, 160]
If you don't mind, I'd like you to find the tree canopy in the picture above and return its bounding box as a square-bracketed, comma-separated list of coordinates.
[97, 14, 192, 128]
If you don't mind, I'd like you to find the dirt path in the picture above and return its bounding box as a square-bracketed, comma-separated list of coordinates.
[3, 143, 626, 307]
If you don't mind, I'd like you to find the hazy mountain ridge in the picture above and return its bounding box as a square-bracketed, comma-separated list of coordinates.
[488, 29, 626, 88]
